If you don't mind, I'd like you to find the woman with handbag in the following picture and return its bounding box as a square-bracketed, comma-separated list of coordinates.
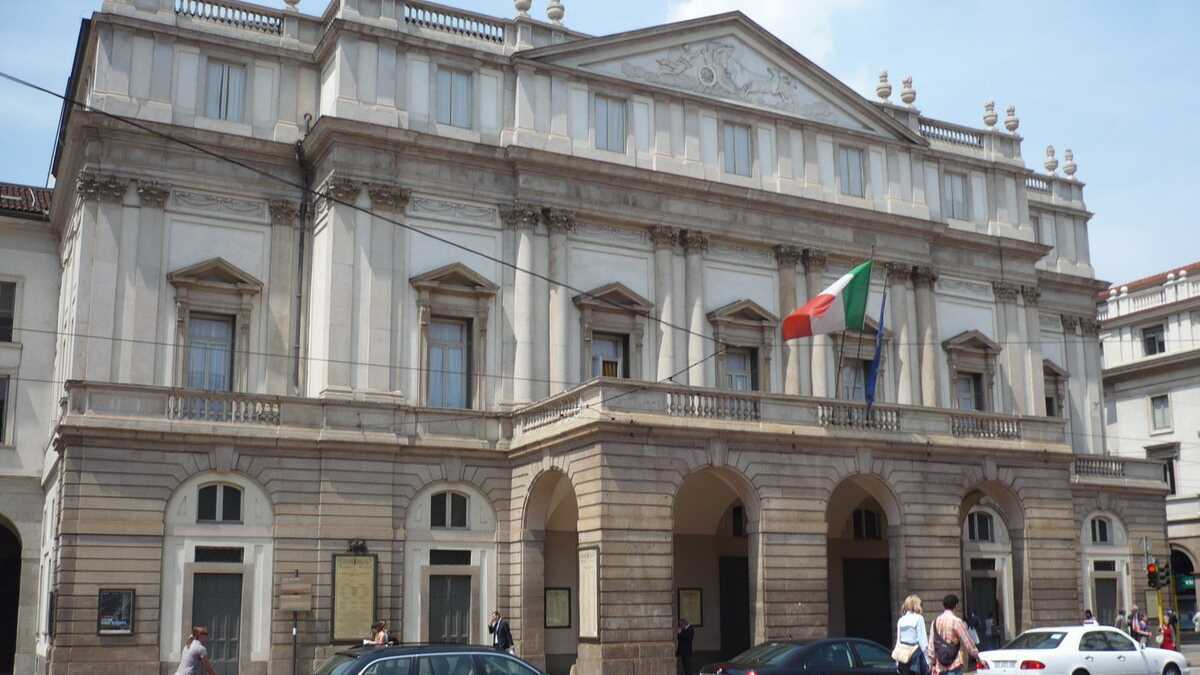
[895, 595, 929, 675]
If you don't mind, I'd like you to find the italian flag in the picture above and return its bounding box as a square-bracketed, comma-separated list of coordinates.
[782, 260, 872, 340]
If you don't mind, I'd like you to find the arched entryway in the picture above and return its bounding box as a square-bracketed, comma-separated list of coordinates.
[1079, 511, 1133, 628]
[827, 474, 903, 648]
[0, 519, 20, 675]
[521, 470, 580, 675]
[673, 467, 760, 666]
[1171, 547, 1196, 638]
[960, 483, 1026, 637]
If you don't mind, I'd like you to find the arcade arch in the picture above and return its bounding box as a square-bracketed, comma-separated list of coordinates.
[0, 517, 20, 675]
[521, 470, 580, 675]
[1079, 510, 1134, 626]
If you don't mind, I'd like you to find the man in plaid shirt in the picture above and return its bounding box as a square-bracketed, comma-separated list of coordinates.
[928, 594, 979, 675]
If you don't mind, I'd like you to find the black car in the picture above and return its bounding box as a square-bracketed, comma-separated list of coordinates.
[313, 644, 547, 675]
[701, 637, 897, 675]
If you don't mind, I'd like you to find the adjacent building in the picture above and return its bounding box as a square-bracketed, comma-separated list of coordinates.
[0, 0, 1170, 673]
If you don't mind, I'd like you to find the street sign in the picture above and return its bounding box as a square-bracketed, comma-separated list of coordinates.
[1179, 575, 1195, 591]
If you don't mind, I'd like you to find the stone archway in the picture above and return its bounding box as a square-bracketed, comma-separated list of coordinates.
[521, 470, 580, 675]
[826, 473, 904, 648]
[959, 500, 1016, 649]
[673, 466, 762, 666]
[1171, 546, 1196, 638]
[0, 518, 20, 675]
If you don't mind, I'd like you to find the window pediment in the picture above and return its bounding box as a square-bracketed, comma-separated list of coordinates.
[1042, 358, 1069, 379]
[707, 298, 779, 328]
[573, 282, 652, 314]
[410, 262, 499, 298]
[942, 329, 1001, 356]
[167, 257, 262, 294]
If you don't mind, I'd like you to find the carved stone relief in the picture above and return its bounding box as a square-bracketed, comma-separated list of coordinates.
[173, 189, 267, 219]
[409, 196, 497, 223]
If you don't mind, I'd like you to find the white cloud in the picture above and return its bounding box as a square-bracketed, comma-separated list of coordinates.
[665, 0, 865, 67]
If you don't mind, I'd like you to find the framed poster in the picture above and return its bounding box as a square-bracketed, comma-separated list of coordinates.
[97, 588, 135, 635]
[332, 554, 378, 643]
[545, 587, 572, 629]
[677, 588, 703, 627]
[578, 546, 599, 640]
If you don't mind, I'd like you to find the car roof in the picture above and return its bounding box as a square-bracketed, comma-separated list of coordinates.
[338, 644, 512, 658]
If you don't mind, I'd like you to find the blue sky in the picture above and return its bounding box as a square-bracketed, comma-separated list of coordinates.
[1, 0, 1196, 284]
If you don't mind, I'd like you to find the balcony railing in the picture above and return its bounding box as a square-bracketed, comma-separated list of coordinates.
[665, 390, 760, 421]
[817, 402, 901, 431]
[175, 0, 284, 34]
[402, 0, 506, 44]
[167, 391, 280, 425]
[1072, 456, 1167, 489]
[1025, 175, 1051, 193]
[950, 413, 1021, 439]
[919, 118, 984, 148]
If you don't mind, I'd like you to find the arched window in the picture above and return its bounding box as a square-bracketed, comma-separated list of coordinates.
[431, 491, 469, 530]
[197, 483, 242, 523]
[852, 508, 883, 540]
[967, 511, 995, 543]
[1090, 516, 1112, 545]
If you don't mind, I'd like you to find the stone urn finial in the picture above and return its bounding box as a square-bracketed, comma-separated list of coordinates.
[1043, 145, 1058, 174]
[1063, 149, 1077, 180]
[983, 101, 998, 128]
[1004, 105, 1020, 133]
[900, 76, 916, 106]
[514, 0, 531, 16]
[547, 0, 565, 23]
[876, 71, 892, 101]
[282, 0, 299, 10]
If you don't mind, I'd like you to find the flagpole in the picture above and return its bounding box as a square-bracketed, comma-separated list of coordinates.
[848, 249, 877, 404]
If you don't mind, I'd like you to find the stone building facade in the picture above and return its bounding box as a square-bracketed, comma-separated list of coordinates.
[4, 0, 1169, 674]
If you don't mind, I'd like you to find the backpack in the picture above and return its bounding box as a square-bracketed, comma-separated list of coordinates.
[932, 619, 960, 667]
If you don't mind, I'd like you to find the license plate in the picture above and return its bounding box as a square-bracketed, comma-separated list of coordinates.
[993, 662, 1017, 669]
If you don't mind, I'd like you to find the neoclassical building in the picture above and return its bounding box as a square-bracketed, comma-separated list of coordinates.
[5, 0, 1169, 673]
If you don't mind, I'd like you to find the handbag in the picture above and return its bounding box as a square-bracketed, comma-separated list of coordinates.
[892, 642, 919, 664]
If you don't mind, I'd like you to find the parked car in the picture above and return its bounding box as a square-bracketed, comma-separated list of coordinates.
[700, 637, 897, 675]
[313, 644, 547, 675]
[978, 626, 1188, 675]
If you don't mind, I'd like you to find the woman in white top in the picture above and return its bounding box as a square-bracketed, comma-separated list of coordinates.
[896, 594, 929, 675]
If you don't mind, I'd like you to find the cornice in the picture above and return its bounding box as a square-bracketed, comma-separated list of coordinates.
[1099, 295, 1200, 330]
[1102, 348, 1200, 385]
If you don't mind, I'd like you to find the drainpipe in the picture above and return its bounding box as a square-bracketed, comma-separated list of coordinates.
[292, 115, 313, 391]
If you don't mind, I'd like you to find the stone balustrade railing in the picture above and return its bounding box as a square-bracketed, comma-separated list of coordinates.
[919, 118, 984, 148]
[516, 393, 584, 432]
[665, 389, 760, 421]
[949, 412, 1022, 439]
[1072, 456, 1167, 490]
[167, 391, 280, 424]
[1025, 175, 1051, 193]
[402, 0, 507, 44]
[817, 401, 901, 431]
[1102, 275, 1199, 321]
[175, 0, 283, 34]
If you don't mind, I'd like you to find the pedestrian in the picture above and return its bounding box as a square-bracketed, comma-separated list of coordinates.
[1192, 608, 1200, 636]
[488, 610, 514, 655]
[676, 618, 696, 675]
[366, 620, 389, 646]
[895, 594, 929, 675]
[928, 594, 979, 675]
[1167, 610, 1180, 648]
[1129, 606, 1149, 645]
[1162, 617, 1176, 651]
[1083, 609, 1097, 626]
[175, 626, 218, 675]
[1114, 609, 1127, 634]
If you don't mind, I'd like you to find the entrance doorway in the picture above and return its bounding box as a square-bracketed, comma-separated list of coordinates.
[1093, 578, 1118, 627]
[1172, 548, 1196, 641]
[429, 575, 472, 643]
[0, 523, 19, 675]
[843, 558, 891, 647]
[826, 475, 901, 645]
[192, 573, 242, 675]
[719, 557, 751, 658]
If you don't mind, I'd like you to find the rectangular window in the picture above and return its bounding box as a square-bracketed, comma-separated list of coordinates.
[969, 558, 996, 571]
[591, 333, 628, 379]
[430, 550, 472, 566]
[431, 492, 469, 530]
[731, 505, 746, 537]
[852, 509, 882, 540]
[205, 61, 246, 122]
[1151, 394, 1172, 431]
[0, 281, 14, 342]
[954, 373, 985, 411]
[594, 95, 626, 153]
[942, 172, 969, 220]
[1091, 518, 1110, 544]
[186, 315, 235, 392]
[428, 319, 470, 409]
[1093, 560, 1117, 572]
[0, 376, 8, 444]
[1045, 394, 1057, 418]
[723, 348, 757, 391]
[1165, 458, 1177, 495]
[838, 146, 865, 197]
[1142, 325, 1166, 356]
[723, 123, 752, 176]
[436, 68, 472, 129]
[195, 547, 245, 563]
[840, 360, 870, 402]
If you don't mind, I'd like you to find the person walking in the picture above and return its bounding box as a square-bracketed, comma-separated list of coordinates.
[1191, 608, 1200, 638]
[676, 618, 696, 675]
[895, 595, 929, 675]
[1162, 616, 1176, 651]
[928, 594, 979, 675]
[1083, 610, 1097, 626]
[175, 626, 218, 675]
[1114, 610, 1127, 634]
[1130, 609, 1151, 646]
[367, 620, 389, 646]
[488, 610, 514, 655]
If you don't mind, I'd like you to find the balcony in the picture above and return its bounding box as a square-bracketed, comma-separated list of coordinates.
[1071, 456, 1169, 491]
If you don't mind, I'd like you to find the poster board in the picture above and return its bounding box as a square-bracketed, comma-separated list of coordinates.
[332, 554, 378, 643]
[578, 547, 599, 640]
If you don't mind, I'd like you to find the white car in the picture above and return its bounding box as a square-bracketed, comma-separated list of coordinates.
[978, 626, 1188, 675]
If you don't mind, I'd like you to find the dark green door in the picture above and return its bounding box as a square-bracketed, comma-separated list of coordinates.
[842, 559, 891, 648]
[193, 574, 242, 675]
[429, 575, 471, 644]
[719, 557, 751, 661]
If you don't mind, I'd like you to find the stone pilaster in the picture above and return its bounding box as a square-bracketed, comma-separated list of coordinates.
[683, 231, 709, 387]
[912, 266, 942, 407]
[264, 199, 300, 395]
[886, 263, 916, 405]
[75, 172, 129, 383]
[1022, 286, 1046, 416]
[804, 249, 830, 397]
[776, 245, 805, 396]
[503, 203, 542, 403]
[309, 176, 363, 396]
[651, 226, 679, 382]
[546, 208, 576, 394]
[993, 281, 1026, 414]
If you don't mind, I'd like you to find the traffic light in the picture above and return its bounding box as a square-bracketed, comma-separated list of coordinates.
[1158, 562, 1172, 589]
[1148, 562, 1160, 589]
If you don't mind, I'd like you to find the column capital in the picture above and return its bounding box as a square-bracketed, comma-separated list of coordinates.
[500, 202, 541, 230]
[1021, 285, 1041, 306]
[268, 199, 300, 226]
[912, 266, 939, 288]
[1061, 314, 1082, 332]
[136, 180, 170, 209]
[542, 207, 577, 234]
[1080, 318, 1101, 337]
[884, 262, 912, 282]
[773, 245, 803, 268]
[317, 175, 362, 211]
[649, 225, 678, 249]
[803, 248, 827, 272]
[682, 230, 709, 254]
[77, 172, 127, 203]
[366, 182, 411, 213]
[992, 281, 1021, 303]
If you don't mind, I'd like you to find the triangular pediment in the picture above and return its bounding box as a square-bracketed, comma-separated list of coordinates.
[707, 298, 779, 325]
[847, 315, 893, 339]
[410, 262, 499, 295]
[1043, 358, 1069, 379]
[573, 282, 653, 312]
[942, 329, 1001, 354]
[519, 13, 923, 143]
[167, 257, 262, 291]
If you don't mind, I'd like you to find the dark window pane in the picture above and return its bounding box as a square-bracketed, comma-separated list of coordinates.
[450, 493, 468, 528]
[430, 550, 472, 566]
[222, 485, 242, 522]
[198, 485, 218, 521]
[431, 492, 447, 528]
[1093, 560, 1117, 572]
[970, 558, 996, 570]
[195, 546, 244, 563]
[0, 376, 8, 443]
[0, 282, 13, 342]
[732, 505, 745, 537]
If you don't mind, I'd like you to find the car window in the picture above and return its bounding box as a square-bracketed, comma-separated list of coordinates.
[1080, 632, 1112, 652]
[362, 657, 412, 675]
[474, 654, 539, 675]
[736, 642, 803, 665]
[414, 654, 477, 675]
[1104, 632, 1138, 652]
[1004, 632, 1066, 650]
[314, 655, 359, 675]
[803, 642, 856, 671]
[852, 641, 894, 669]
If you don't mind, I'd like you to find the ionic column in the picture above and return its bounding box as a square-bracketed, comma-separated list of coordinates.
[886, 263, 915, 405]
[804, 249, 830, 397]
[652, 227, 679, 381]
[1022, 286, 1047, 416]
[993, 282, 1027, 414]
[912, 267, 942, 407]
[546, 208, 576, 394]
[776, 245, 805, 395]
[503, 204, 541, 403]
[683, 231, 709, 387]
